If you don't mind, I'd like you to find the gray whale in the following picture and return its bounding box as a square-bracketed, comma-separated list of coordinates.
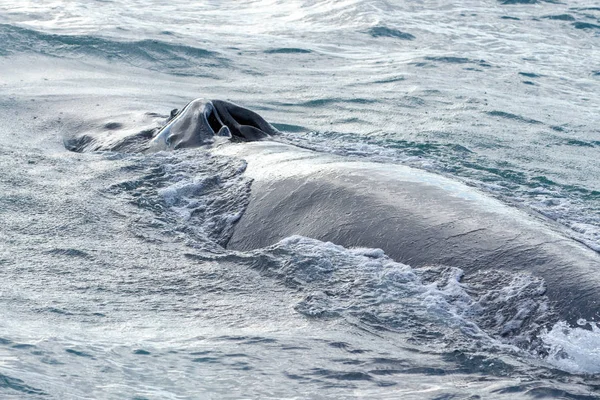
[151, 99, 600, 326]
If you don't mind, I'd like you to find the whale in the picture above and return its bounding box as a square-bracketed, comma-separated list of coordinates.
[149, 98, 280, 150]
[119, 99, 600, 326]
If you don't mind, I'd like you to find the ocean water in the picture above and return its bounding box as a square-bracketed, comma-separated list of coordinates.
[0, 0, 599, 398]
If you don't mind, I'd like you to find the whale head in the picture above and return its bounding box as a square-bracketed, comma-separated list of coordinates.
[150, 99, 279, 151]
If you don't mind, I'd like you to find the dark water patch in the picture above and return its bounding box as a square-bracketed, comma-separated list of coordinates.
[501, 16, 521, 20]
[216, 335, 277, 345]
[145, 111, 169, 119]
[532, 175, 556, 185]
[593, 71, 600, 76]
[526, 387, 599, 399]
[311, 368, 373, 381]
[45, 248, 91, 259]
[368, 26, 415, 40]
[501, 0, 537, 4]
[426, 56, 469, 64]
[551, 125, 566, 131]
[0, 373, 47, 396]
[495, 384, 600, 399]
[444, 351, 516, 376]
[376, 381, 398, 387]
[425, 56, 491, 67]
[543, 14, 575, 21]
[464, 67, 483, 72]
[285, 372, 311, 381]
[133, 349, 151, 355]
[562, 185, 600, 200]
[46, 307, 74, 315]
[328, 341, 367, 353]
[368, 358, 412, 375]
[189, 352, 251, 370]
[337, 117, 364, 124]
[0, 338, 13, 345]
[65, 348, 95, 358]
[332, 358, 365, 366]
[385, 140, 472, 157]
[231, 362, 253, 371]
[191, 357, 220, 363]
[190, 351, 212, 356]
[460, 161, 526, 182]
[509, 0, 563, 3]
[486, 110, 542, 124]
[372, 357, 411, 366]
[216, 335, 247, 341]
[573, 22, 600, 29]
[104, 122, 123, 130]
[522, 81, 536, 85]
[271, 123, 309, 133]
[409, 61, 435, 68]
[404, 367, 448, 376]
[372, 76, 405, 84]
[294, 98, 377, 107]
[12, 343, 36, 350]
[244, 337, 277, 345]
[519, 72, 541, 78]
[564, 139, 595, 148]
[264, 48, 312, 54]
[329, 342, 350, 349]
[281, 345, 311, 350]
[494, 385, 525, 394]
[0, 24, 227, 76]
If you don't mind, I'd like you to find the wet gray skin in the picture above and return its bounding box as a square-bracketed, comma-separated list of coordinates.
[213, 141, 600, 327]
[149, 99, 279, 150]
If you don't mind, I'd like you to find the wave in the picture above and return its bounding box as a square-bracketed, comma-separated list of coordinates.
[0, 24, 229, 77]
[228, 236, 553, 349]
[218, 235, 600, 374]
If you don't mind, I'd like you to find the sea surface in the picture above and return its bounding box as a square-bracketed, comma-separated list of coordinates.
[0, 0, 599, 398]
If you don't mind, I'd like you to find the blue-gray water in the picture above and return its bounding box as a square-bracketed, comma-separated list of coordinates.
[0, 0, 599, 398]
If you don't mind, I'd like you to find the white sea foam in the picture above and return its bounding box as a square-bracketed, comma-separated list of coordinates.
[542, 321, 600, 375]
[261, 236, 554, 350]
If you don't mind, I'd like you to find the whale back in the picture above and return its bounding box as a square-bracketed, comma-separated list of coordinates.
[214, 141, 600, 325]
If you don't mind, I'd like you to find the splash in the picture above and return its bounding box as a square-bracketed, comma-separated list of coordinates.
[541, 321, 600, 374]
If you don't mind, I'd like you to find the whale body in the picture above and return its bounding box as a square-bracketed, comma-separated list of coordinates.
[212, 141, 600, 326]
[84, 98, 600, 326]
